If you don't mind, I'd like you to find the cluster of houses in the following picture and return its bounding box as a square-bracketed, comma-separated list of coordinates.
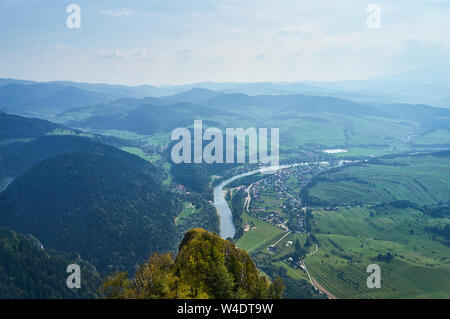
[142, 142, 166, 159]
[248, 163, 329, 232]
[262, 212, 289, 231]
[285, 256, 306, 271]
[174, 184, 187, 193]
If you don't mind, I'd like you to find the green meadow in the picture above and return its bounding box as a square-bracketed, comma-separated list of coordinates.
[120, 146, 152, 161]
[175, 202, 198, 226]
[236, 210, 285, 252]
[307, 154, 450, 206]
[414, 129, 450, 145]
[300, 153, 450, 298]
[304, 206, 450, 298]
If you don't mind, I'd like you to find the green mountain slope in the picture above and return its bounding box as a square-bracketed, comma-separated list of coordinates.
[0, 135, 166, 181]
[0, 111, 66, 139]
[0, 112, 72, 166]
[73, 102, 231, 134]
[0, 151, 181, 274]
[0, 228, 102, 298]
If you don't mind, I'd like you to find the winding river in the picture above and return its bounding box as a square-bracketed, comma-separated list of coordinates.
[214, 164, 302, 239]
[214, 160, 356, 238]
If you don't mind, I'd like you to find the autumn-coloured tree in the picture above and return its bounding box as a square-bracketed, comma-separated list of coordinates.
[100, 228, 284, 299]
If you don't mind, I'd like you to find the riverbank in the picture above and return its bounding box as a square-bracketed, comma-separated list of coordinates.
[214, 164, 305, 239]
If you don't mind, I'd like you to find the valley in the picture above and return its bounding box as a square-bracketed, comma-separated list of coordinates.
[0, 79, 449, 299]
[225, 152, 450, 298]
[2, 0, 450, 304]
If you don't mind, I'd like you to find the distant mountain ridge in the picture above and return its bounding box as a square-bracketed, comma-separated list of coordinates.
[57, 90, 421, 135]
[0, 83, 108, 116]
[67, 101, 233, 134]
[3, 73, 450, 107]
[3, 76, 450, 119]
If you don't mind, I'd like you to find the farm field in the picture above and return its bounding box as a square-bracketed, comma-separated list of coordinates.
[220, 152, 450, 298]
[120, 146, 152, 162]
[250, 187, 286, 215]
[300, 153, 450, 298]
[273, 260, 310, 282]
[304, 206, 450, 298]
[306, 154, 450, 206]
[239, 228, 316, 286]
[269, 112, 416, 155]
[413, 129, 450, 145]
[91, 129, 150, 141]
[236, 210, 285, 252]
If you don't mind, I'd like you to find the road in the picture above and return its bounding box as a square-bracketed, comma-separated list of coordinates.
[243, 171, 329, 297]
[271, 231, 291, 248]
[307, 243, 318, 256]
[301, 258, 337, 299]
[215, 164, 301, 239]
[241, 169, 330, 298]
[244, 183, 254, 213]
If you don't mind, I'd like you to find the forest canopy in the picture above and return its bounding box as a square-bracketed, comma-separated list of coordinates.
[101, 228, 284, 299]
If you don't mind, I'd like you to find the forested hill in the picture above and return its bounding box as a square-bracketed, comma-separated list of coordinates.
[101, 228, 284, 299]
[0, 151, 182, 274]
[0, 111, 76, 168]
[0, 228, 102, 298]
[0, 111, 67, 139]
[0, 135, 166, 181]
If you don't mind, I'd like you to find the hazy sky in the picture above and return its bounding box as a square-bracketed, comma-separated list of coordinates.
[1, 0, 449, 85]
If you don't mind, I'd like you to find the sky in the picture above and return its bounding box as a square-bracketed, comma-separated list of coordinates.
[0, 0, 450, 85]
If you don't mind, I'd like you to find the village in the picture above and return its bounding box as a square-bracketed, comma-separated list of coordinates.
[247, 162, 330, 233]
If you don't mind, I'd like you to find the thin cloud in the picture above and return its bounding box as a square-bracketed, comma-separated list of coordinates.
[52, 43, 75, 51]
[94, 48, 154, 60]
[276, 25, 320, 38]
[101, 8, 132, 17]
